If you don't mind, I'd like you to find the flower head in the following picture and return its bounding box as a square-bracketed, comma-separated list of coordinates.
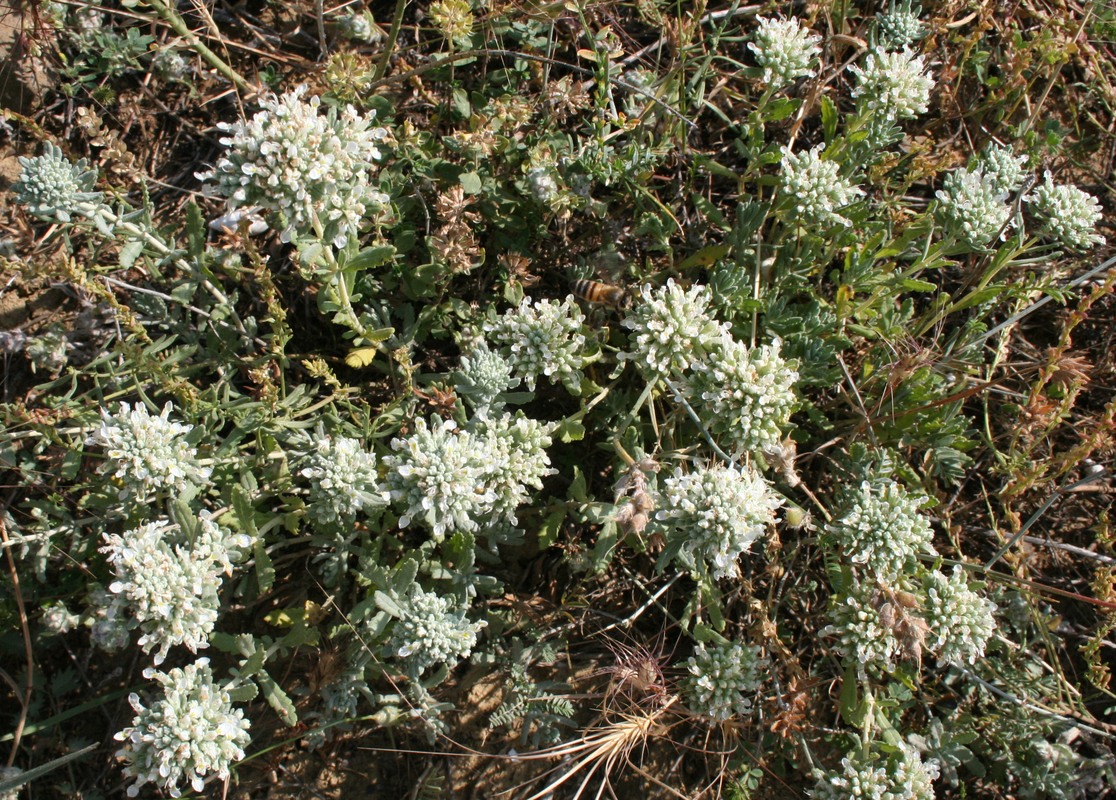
[1030, 175, 1105, 251]
[622, 280, 723, 377]
[198, 86, 391, 249]
[935, 167, 1011, 249]
[922, 566, 996, 665]
[485, 296, 586, 392]
[748, 16, 822, 89]
[979, 143, 1028, 196]
[689, 332, 798, 455]
[825, 587, 900, 672]
[114, 659, 251, 798]
[810, 745, 938, 800]
[682, 641, 767, 721]
[300, 431, 388, 529]
[454, 342, 520, 417]
[779, 145, 865, 227]
[385, 417, 498, 541]
[823, 480, 935, 582]
[87, 402, 211, 503]
[101, 516, 249, 664]
[657, 463, 782, 580]
[13, 142, 103, 223]
[475, 413, 556, 526]
[388, 586, 486, 676]
[876, 5, 926, 50]
[850, 48, 935, 121]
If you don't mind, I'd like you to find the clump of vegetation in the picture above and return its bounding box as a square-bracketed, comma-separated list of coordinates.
[2, 0, 1114, 798]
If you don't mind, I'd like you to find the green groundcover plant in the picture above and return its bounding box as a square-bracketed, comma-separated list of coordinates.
[2, 0, 1114, 798]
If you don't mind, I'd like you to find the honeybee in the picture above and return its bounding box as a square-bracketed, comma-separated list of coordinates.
[571, 279, 630, 310]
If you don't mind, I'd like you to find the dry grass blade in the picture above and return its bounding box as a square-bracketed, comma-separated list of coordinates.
[514, 698, 680, 800]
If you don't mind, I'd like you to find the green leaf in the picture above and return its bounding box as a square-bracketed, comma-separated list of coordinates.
[838, 662, 865, 726]
[118, 239, 145, 270]
[899, 278, 938, 292]
[374, 590, 404, 617]
[820, 96, 838, 142]
[226, 682, 259, 703]
[538, 505, 566, 548]
[347, 244, 396, 271]
[185, 202, 206, 262]
[460, 171, 484, 195]
[568, 466, 588, 503]
[258, 672, 298, 726]
[253, 539, 274, 594]
[554, 417, 585, 443]
[765, 97, 802, 121]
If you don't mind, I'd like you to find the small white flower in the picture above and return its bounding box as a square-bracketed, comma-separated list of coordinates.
[824, 481, 935, 582]
[300, 432, 389, 529]
[485, 296, 587, 392]
[657, 463, 782, 580]
[1030, 175, 1105, 251]
[454, 343, 519, 417]
[689, 332, 798, 456]
[100, 515, 248, 664]
[922, 566, 997, 665]
[779, 144, 865, 227]
[622, 280, 723, 377]
[87, 402, 211, 502]
[877, 6, 926, 51]
[935, 167, 1011, 248]
[385, 417, 499, 541]
[825, 587, 900, 672]
[979, 143, 1028, 196]
[198, 86, 391, 249]
[682, 641, 767, 721]
[748, 16, 822, 89]
[850, 48, 935, 121]
[810, 745, 938, 800]
[475, 413, 556, 527]
[13, 142, 103, 223]
[114, 659, 251, 798]
[388, 586, 486, 676]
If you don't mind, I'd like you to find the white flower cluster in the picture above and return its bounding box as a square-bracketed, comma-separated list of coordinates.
[748, 16, 822, 89]
[657, 463, 782, 580]
[386, 417, 493, 541]
[682, 641, 766, 721]
[1030, 175, 1105, 251]
[622, 279, 723, 377]
[690, 332, 799, 455]
[13, 142, 103, 223]
[922, 566, 996, 665]
[115, 659, 251, 798]
[300, 433, 388, 529]
[810, 745, 938, 800]
[824, 481, 935, 582]
[850, 48, 935, 121]
[389, 586, 486, 675]
[385, 413, 554, 541]
[876, 6, 925, 50]
[779, 144, 865, 227]
[485, 296, 587, 392]
[88, 402, 211, 502]
[935, 167, 1011, 248]
[454, 342, 519, 416]
[475, 413, 557, 525]
[826, 587, 900, 671]
[100, 515, 251, 664]
[980, 143, 1028, 195]
[198, 86, 391, 249]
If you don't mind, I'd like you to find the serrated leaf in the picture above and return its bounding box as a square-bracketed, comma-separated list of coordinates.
[185, 202, 206, 262]
[538, 505, 566, 548]
[899, 278, 938, 292]
[677, 243, 730, 271]
[555, 417, 585, 443]
[118, 239, 145, 270]
[227, 683, 259, 703]
[347, 244, 396, 271]
[258, 673, 298, 726]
